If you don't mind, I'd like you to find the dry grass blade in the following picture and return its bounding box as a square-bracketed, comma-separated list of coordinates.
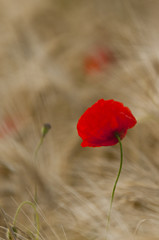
[0, 208, 16, 240]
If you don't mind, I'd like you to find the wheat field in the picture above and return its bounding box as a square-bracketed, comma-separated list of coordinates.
[0, 0, 159, 239]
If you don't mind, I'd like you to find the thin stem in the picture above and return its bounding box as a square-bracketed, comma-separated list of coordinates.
[34, 137, 44, 163]
[34, 123, 51, 162]
[33, 123, 51, 202]
[33, 136, 44, 235]
[32, 124, 51, 237]
[106, 134, 123, 235]
[33, 136, 44, 205]
[12, 201, 40, 240]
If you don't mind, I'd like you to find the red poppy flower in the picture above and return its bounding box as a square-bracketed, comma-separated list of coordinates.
[77, 99, 137, 147]
[0, 114, 24, 139]
[0, 116, 17, 139]
[84, 49, 115, 74]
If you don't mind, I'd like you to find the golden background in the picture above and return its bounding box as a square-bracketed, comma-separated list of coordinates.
[0, 1, 159, 239]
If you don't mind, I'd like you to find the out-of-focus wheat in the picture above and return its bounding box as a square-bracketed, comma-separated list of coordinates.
[0, 0, 159, 239]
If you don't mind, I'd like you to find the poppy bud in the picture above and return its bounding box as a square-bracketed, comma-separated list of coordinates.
[41, 123, 51, 138]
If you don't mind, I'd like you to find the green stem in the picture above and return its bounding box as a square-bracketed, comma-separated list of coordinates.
[13, 201, 40, 240]
[33, 123, 51, 203]
[106, 134, 123, 234]
[34, 123, 51, 162]
[33, 136, 44, 205]
[34, 137, 44, 163]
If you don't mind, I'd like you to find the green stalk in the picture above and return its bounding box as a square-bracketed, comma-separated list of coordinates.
[34, 137, 44, 164]
[34, 136, 44, 204]
[33, 123, 51, 203]
[106, 134, 123, 235]
[12, 201, 40, 240]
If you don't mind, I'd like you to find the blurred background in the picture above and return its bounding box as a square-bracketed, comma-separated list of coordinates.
[0, 0, 159, 239]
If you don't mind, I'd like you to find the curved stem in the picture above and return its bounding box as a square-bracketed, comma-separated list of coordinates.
[106, 134, 123, 234]
[13, 201, 40, 240]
